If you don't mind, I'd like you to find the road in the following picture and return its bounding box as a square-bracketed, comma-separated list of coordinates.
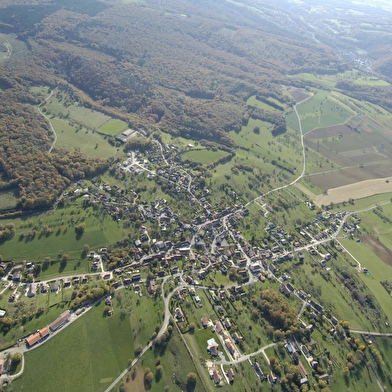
[0, 35, 12, 60]
[37, 89, 57, 153]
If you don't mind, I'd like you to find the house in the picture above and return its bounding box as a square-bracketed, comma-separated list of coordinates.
[27, 283, 36, 298]
[211, 367, 222, 384]
[224, 318, 231, 329]
[232, 332, 243, 343]
[51, 281, 60, 293]
[224, 339, 235, 354]
[147, 280, 156, 294]
[253, 362, 264, 380]
[215, 321, 223, 334]
[318, 374, 330, 382]
[280, 284, 291, 297]
[41, 283, 49, 293]
[207, 338, 219, 356]
[175, 307, 184, 321]
[227, 368, 235, 383]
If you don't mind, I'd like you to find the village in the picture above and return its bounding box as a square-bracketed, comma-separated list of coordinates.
[0, 138, 369, 390]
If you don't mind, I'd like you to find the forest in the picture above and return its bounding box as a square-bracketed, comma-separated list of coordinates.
[1, 0, 392, 212]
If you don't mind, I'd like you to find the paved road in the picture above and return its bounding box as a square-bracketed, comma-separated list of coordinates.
[213, 342, 276, 366]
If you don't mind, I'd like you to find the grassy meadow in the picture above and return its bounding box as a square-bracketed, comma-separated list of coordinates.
[0, 202, 127, 264]
[98, 119, 128, 135]
[12, 288, 162, 392]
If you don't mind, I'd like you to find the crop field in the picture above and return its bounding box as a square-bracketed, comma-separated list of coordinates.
[181, 148, 229, 165]
[285, 86, 310, 103]
[98, 119, 128, 135]
[0, 203, 127, 263]
[359, 234, 392, 268]
[50, 117, 117, 158]
[313, 177, 392, 207]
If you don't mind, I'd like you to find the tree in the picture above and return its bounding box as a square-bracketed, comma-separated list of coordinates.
[135, 344, 143, 356]
[187, 372, 197, 386]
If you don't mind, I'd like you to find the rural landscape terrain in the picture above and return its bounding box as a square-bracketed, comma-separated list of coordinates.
[1, 0, 392, 391]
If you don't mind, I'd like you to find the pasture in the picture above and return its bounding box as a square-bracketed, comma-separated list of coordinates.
[340, 238, 392, 327]
[181, 148, 228, 165]
[246, 95, 284, 111]
[0, 190, 18, 210]
[295, 90, 353, 133]
[50, 117, 117, 158]
[98, 119, 128, 135]
[12, 288, 161, 392]
[0, 202, 127, 264]
[45, 98, 112, 130]
[121, 326, 208, 392]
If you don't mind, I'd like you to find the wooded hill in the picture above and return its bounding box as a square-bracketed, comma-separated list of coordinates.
[1, 0, 392, 211]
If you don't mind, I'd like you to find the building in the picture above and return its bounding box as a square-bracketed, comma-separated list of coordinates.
[49, 310, 72, 332]
[116, 128, 137, 143]
[26, 327, 49, 348]
[227, 368, 235, 383]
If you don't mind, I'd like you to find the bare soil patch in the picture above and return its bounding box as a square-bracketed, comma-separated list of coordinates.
[306, 123, 353, 139]
[287, 87, 309, 103]
[359, 234, 392, 269]
[309, 165, 392, 191]
[313, 177, 392, 206]
[122, 364, 147, 392]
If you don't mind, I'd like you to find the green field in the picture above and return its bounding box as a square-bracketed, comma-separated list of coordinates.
[340, 238, 392, 327]
[182, 148, 228, 165]
[296, 90, 353, 133]
[0, 203, 127, 264]
[246, 95, 282, 111]
[45, 100, 112, 130]
[12, 288, 162, 392]
[98, 119, 128, 135]
[50, 117, 118, 158]
[0, 190, 18, 210]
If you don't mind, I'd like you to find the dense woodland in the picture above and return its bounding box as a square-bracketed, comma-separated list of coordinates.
[1, 0, 392, 212]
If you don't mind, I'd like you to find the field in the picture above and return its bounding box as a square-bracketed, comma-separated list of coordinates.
[340, 238, 392, 326]
[246, 95, 284, 111]
[0, 190, 19, 210]
[0, 202, 127, 264]
[313, 177, 392, 207]
[285, 86, 310, 103]
[98, 119, 128, 136]
[12, 288, 161, 392]
[44, 92, 112, 130]
[50, 117, 118, 158]
[181, 148, 229, 165]
[295, 90, 354, 133]
[359, 234, 392, 268]
[121, 325, 209, 392]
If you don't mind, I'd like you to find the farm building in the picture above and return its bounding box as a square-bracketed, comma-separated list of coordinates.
[49, 310, 72, 332]
[116, 128, 136, 143]
[26, 327, 49, 348]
